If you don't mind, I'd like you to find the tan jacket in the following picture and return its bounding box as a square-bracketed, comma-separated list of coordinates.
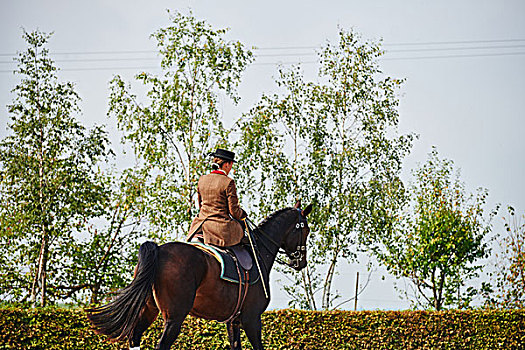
[187, 172, 247, 247]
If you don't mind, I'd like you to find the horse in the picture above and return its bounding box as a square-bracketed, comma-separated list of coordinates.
[86, 201, 312, 350]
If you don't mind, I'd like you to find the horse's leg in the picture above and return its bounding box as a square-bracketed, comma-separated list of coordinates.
[155, 274, 198, 350]
[152, 243, 211, 349]
[129, 296, 159, 348]
[227, 319, 242, 350]
[156, 314, 187, 350]
[242, 315, 264, 350]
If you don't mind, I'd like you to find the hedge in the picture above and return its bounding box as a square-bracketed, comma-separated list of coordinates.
[0, 307, 524, 349]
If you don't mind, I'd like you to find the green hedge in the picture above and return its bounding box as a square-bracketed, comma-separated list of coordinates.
[1, 307, 524, 349]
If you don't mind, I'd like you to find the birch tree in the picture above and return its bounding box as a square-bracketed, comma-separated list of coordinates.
[0, 30, 111, 306]
[108, 11, 253, 241]
[235, 29, 414, 309]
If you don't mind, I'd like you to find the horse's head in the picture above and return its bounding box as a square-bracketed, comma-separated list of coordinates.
[282, 200, 313, 271]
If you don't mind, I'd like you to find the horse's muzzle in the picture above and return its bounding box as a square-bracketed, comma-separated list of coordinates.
[288, 257, 307, 270]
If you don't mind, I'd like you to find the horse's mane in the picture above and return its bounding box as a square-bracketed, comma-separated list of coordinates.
[257, 207, 295, 228]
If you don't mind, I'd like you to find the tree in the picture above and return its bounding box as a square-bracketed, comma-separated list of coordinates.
[487, 206, 525, 308]
[368, 148, 497, 310]
[108, 11, 253, 241]
[0, 30, 112, 306]
[52, 168, 146, 304]
[234, 29, 414, 309]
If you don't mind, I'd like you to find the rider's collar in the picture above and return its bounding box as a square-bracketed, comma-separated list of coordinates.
[211, 169, 227, 175]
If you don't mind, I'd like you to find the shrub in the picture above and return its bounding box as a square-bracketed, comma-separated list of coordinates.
[0, 307, 523, 349]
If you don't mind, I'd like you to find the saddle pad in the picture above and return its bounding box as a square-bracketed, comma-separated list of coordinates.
[189, 242, 260, 286]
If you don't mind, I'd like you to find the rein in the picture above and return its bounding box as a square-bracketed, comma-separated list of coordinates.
[245, 210, 307, 268]
[245, 219, 288, 268]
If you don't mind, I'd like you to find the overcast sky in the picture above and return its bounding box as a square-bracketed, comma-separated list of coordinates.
[1, 0, 524, 310]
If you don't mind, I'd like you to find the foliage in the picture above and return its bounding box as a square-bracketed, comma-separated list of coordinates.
[487, 206, 525, 309]
[0, 30, 112, 306]
[234, 28, 414, 309]
[1, 307, 524, 349]
[53, 168, 146, 304]
[368, 148, 497, 310]
[108, 10, 254, 241]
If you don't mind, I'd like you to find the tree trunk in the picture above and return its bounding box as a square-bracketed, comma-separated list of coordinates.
[40, 240, 48, 306]
[37, 104, 46, 307]
[301, 266, 317, 310]
[30, 247, 42, 305]
[31, 40, 47, 307]
[322, 249, 339, 309]
[31, 228, 48, 307]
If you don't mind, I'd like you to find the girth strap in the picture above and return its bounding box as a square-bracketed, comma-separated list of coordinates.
[221, 253, 250, 324]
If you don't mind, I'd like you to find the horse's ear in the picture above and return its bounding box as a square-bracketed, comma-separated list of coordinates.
[301, 204, 313, 217]
[294, 200, 302, 209]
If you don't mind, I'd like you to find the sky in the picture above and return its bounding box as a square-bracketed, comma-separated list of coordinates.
[1, 0, 524, 310]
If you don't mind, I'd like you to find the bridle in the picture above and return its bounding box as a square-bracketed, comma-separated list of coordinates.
[245, 209, 309, 269]
[282, 211, 308, 268]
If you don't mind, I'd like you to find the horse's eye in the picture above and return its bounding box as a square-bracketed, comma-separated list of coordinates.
[300, 222, 305, 228]
[296, 223, 300, 229]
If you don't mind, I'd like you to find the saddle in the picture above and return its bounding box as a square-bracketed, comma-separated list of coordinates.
[189, 241, 260, 286]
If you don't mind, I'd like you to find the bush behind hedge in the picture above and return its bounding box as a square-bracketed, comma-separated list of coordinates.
[0, 307, 524, 349]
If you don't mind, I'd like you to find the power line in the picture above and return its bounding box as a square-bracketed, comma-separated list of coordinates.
[252, 61, 317, 66]
[244, 51, 525, 63]
[256, 52, 316, 58]
[257, 44, 525, 57]
[255, 46, 318, 51]
[2, 43, 525, 64]
[258, 38, 525, 50]
[1, 48, 524, 73]
[0, 49, 156, 57]
[0, 57, 161, 64]
[384, 38, 525, 46]
[0, 66, 160, 73]
[382, 51, 525, 61]
[1, 47, 523, 66]
[387, 44, 525, 53]
[1, 38, 525, 57]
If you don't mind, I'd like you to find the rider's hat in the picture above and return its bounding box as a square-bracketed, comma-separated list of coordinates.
[209, 148, 236, 162]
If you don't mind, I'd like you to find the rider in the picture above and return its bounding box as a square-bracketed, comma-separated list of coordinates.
[187, 148, 247, 247]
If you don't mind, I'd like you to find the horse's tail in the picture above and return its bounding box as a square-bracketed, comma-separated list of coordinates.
[86, 241, 159, 342]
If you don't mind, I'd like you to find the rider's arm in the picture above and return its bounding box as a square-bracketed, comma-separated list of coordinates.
[226, 180, 247, 220]
[197, 187, 202, 209]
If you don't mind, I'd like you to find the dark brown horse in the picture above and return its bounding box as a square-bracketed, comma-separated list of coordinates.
[86, 202, 312, 349]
